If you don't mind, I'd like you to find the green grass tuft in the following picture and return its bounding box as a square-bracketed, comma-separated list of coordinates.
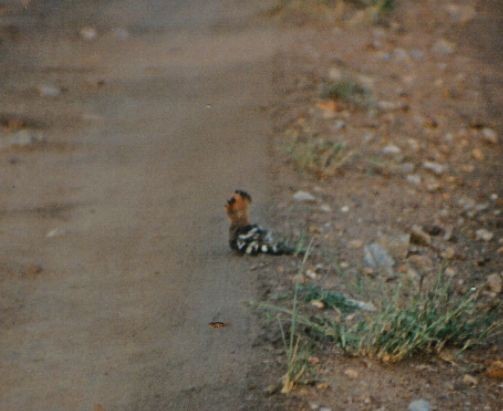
[320, 78, 373, 108]
[262, 271, 501, 364]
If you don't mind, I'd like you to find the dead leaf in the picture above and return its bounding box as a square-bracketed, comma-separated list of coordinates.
[208, 321, 227, 329]
[471, 148, 484, 161]
[486, 360, 503, 379]
[317, 100, 338, 113]
[316, 382, 330, 390]
[438, 349, 457, 365]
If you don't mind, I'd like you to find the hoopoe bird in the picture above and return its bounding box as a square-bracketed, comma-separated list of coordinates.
[225, 190, 294, 255]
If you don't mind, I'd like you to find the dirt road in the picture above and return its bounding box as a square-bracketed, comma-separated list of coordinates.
[0, 1, 278, 409]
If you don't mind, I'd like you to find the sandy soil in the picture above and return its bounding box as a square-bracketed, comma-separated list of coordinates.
[0, 1, 280, 410]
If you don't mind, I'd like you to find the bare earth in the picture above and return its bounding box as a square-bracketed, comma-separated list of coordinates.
[0, 1, 279, 410]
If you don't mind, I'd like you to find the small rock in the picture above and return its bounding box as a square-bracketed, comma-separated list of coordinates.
[410, 49, 425, 61]
[310, 300, 325, 309]
[401, 162, 415, 174]
[37, 83, 61, 97]
[410, 225, 432, 246]
[471, 148, 484, 161]
[476, 229, 493, 242]
[406, 174, 422, 185]
[463, 374, 478, 386]
[378, 233, 410, 259]
[0, 129, 44, 149]
[432, 38, 455, 55]
[481, 127, 498, 144]
[426, 180, 441, 192]
[347, 298, 376, 312]
[378, 101, 402, 112]
[441, 246, 456, 260]
[293, 190, 316, 202]
[46, 227, 65, 238]
[343, 368, 359, 379]
[264, 383, 281, 395]
[392, 48, 409, 62]
[408, 399, 431, 411]
[319, 407, 332, 411]
[364, 243, 395, 276]
[80, 26, 98, 41]
[320, 204, 332, 213]
[423, 161, 447, 175]
[382, 144, 401, 155]
[445, 267, 457, 277]
[445, 4, 476, 24]
[306, 269, 318, 279]
[487, 273, 502, 294]
[340, 205, 350, 213]
[408, 255, 434, 273]
[349, 239, 363, 249]
[328, 67, 343, 82]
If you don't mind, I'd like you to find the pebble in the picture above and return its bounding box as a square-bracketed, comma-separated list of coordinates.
[487, 273, 502, 294]
[343, 368, 359, 379]
[410, 225, 432, 246]
[463, 374, 478, 386]
[364, 243, 395, 276]
[378, 101, 402, 112]
[408, 399, 431, 411]
[410, 49, 425, 61]
[80, 26, 98, 41]
[378, 233, 411, 259]
[328, 67, 343, 82]
[441, 246, 456, 260]
[37, 83, 61, 97]
[445, 4, 476, 24]
[0, 129, 44, 149]
[481, 127, 498, 144]
[320, 204, 332, 213]
[423, 161, 447, 175]
[293, 190, 316, 202]
[408, 255, 434, 273]
[400, 162, 415, 174]
[406, 174, 422, 185]
[310, 300, 325, 309]
[340, 205, 350, 213]
[349, 239, 363, 249]
[476, 229, 493, 242]
[382, 144, 401, 155]
[392, 48, 410, 62]
[432, 38, 455, 55]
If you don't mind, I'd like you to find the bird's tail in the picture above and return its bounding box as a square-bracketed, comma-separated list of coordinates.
[263, 241, 297, 256]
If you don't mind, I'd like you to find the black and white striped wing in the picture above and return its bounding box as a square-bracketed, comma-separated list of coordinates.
[235, 225, 276, 255]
